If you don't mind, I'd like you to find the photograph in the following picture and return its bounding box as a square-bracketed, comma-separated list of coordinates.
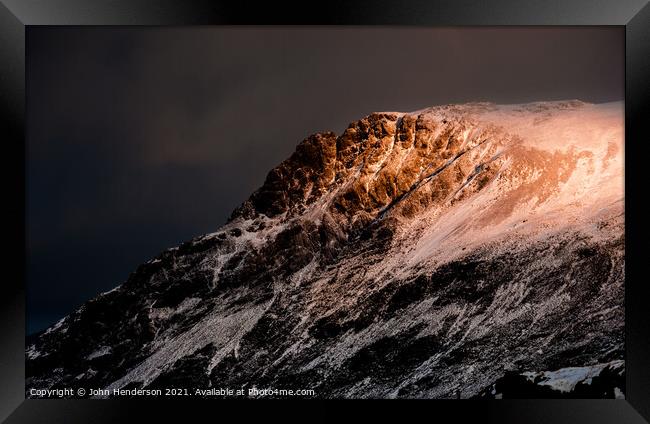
[24, 27, 626, 400]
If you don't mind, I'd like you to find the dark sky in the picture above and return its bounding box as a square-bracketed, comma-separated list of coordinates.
[27, 27, 623, 334]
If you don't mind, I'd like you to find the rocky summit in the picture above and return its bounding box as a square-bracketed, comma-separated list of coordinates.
[26, 100, 624, 399]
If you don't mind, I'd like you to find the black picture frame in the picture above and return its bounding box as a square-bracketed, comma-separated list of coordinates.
[1, 0, 648, 422]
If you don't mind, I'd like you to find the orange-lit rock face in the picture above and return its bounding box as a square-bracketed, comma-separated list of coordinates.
[237, 112, 502, 226]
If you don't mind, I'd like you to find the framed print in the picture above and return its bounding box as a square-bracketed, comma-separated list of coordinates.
[1, 0, 649, 422]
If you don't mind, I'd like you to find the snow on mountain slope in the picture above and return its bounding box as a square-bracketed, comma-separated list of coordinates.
[476, 359, 625, 399]
[26, 100, 624, 399]
[399, 101, 623, 268]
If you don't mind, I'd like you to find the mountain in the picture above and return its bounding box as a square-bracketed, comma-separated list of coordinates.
[26, 100, 624, 399]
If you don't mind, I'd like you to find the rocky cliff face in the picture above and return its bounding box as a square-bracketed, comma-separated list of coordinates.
[26, 100, 624, 399]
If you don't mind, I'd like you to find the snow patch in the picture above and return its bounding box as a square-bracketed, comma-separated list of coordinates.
[86, 346, 113, 360]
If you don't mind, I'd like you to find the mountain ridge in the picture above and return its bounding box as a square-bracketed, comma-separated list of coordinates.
[26, 100, 624, 399]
